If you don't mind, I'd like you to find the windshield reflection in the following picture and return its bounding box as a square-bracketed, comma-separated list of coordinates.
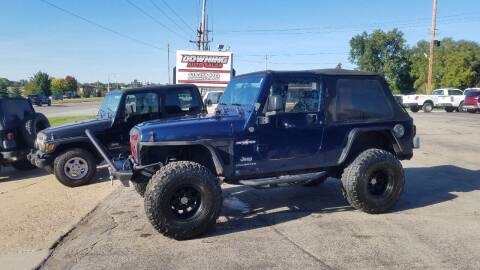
[97, 91, 122, 119]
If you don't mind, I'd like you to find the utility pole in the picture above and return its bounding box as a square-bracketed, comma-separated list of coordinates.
[167, 42, 171, 84]
[427, 0, 438, 94]
[190, 0, 210, 51]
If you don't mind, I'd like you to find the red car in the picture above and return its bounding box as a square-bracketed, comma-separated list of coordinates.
[463, 89, 480, 113]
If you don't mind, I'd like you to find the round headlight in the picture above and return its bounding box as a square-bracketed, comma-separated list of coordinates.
[393, 124, 405, 138]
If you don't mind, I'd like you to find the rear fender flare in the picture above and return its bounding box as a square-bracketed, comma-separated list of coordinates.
[337, 127, 401, 165]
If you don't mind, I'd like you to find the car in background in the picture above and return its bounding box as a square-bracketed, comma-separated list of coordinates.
[437, 89, 465, 112]
[62, 92, 78, 99]
[50, 94, 63, 101]
[402, 88, 462, 113]
[0, 98, 50, 171]
[28, 94, 51, 106]
[463, 89, 480, 113]
[203, 90, 223, 114]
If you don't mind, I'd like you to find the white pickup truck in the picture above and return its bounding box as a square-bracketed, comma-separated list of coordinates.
[437, 89, 466, 112]
[402, 88, 463, 113]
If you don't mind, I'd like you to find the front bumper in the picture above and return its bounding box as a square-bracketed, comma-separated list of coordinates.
[27, 150, 52, 168]
[0, 149, 30, 162]
[403, 103, 419, 107]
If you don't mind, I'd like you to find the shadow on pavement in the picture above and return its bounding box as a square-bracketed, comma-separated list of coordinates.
[0, 165, 111, 186]
[208, 165, 480, 238]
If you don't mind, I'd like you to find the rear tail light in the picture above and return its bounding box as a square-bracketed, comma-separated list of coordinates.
[414, 96, 419, 100]
[130, 132, 140, 161]
[6, 132, 14, 141]
[450, 97, 454, 102]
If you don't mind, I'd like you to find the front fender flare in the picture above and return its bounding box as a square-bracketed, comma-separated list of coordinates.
[140, 140, 225, 176]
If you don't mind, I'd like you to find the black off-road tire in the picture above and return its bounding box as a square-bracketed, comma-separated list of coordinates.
[444, 107, 455, 113]
[22, 113, 50, 148]
[422, 102, 433, 113]
[341, 149, 404, 214]
[53, 148, 97, 187]
[132, 182, 148, 197]
[11, 159, 37, 171]
[410, 106, 420, 113]
[467, 109, 478, 113]
[144, 161, 222, 240]
[302, 175, 328, 187]
[457, 101, 465, 112]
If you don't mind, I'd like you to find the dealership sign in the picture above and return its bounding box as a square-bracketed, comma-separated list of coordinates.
[176, 50, 233, 88]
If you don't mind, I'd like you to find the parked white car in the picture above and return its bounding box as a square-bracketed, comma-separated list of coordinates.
[437, 89, 466, 112]
[402, 88, 462, 113]
[203, 91, 223, 114]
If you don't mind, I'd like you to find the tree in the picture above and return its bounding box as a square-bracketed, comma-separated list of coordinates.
[336, 63, 343, 69]
[65, 75, 78, 93]
[24, 71, 51, 96]
[409, 38, 480, 92]
[9, 86, 22, 97]
[51, 78, 70, 95]
[349, 29, 413, 93]
[0, 79, 8, 98]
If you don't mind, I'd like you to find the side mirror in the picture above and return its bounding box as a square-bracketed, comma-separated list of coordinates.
[206, 99, 213, 106]
[267, 95, 284, 112]
[125, 104, 134, 115]
[124, 103, 134, 121]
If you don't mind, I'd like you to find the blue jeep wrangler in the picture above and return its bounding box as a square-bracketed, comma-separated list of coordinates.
[93, 69, 419, 240]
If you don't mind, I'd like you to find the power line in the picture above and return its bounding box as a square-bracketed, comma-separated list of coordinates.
[218, 12, 479, 34]
[39, 0, 165, 51]
[148, 0, 193, 37]
[125, 0, 189, 39]
[159, 0, 196, 32]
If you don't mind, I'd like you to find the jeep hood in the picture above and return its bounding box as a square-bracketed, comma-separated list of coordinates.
[41, 118, 112, 141]
[136, 109, 251, 142]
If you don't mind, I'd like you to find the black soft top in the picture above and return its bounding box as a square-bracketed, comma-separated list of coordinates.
[238, 69, 378, 77]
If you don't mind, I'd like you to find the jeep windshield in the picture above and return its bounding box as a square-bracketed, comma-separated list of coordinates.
[97, 91, 122, 119]
[219, 75, 265, 108]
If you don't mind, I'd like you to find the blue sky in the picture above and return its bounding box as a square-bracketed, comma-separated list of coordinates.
[1, 0, 479, 83]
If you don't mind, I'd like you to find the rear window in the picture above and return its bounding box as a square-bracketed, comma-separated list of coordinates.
[164, 88, 202, 114]
[466, 91, 480, 97]
[330, 78, 392, 122]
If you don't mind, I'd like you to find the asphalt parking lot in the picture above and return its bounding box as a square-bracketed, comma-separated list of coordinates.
[1, 112, 479, 270]
[34, 102, 100, 117]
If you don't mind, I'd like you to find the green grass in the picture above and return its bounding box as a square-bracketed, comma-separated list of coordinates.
[51, 97, 103, 104]
[49, 115, 95, 127]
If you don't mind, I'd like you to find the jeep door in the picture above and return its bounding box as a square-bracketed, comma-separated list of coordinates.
[252, 74, 326, 174]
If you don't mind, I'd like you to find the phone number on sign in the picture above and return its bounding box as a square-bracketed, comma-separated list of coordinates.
[187, 72, 221, 81]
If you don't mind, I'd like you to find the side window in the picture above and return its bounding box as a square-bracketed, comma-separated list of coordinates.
[165, 88, 202, 114]
[125, 92, 159, 115]
[332, 78, 392, 122]
[268, 77, 321, 113]
[449, 90, 463, 95]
